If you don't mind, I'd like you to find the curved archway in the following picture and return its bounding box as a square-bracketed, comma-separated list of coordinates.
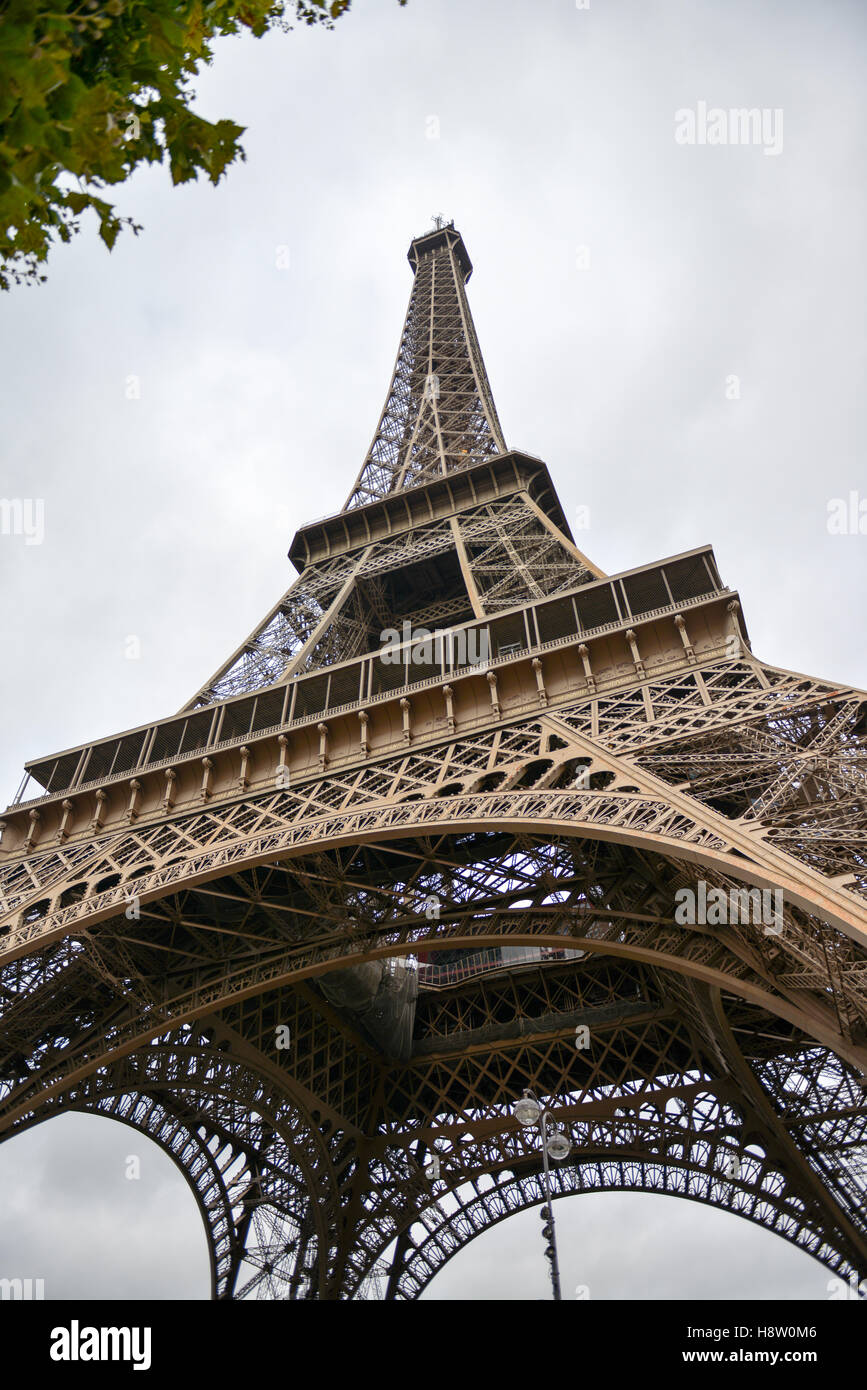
[394, 1160, 845, 1299]
[5, 782, 867, 958]
[1, 1033, 356, 1300]
[2, 805, 866, 1298]
[419, 1189, 837, 1301]
[343, 1044, 867, 1299]
[0, 1110, 210, 1299]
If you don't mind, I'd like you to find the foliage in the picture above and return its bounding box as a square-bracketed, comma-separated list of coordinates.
[0, 0, 360, 289]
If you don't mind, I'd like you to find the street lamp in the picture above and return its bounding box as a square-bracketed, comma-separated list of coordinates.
[512, 1089, 571, 1300]
[546, 1128, 571, 1162]
[515, 1094, 542, 1128]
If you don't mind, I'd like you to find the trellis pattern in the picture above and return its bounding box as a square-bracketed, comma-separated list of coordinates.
[2, 224, 866, 1299]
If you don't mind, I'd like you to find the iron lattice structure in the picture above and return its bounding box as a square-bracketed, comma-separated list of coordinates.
[2, 222, 867, 1300]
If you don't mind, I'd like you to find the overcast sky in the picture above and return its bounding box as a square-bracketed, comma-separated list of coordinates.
[1, 0, 865, 1300]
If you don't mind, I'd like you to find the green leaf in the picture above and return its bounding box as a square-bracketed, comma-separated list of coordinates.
[0, 0, 358, 289]
[99, 217, 120, 250]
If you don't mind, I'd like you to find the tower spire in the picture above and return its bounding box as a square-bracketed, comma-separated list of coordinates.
[344, 222, 507, 510]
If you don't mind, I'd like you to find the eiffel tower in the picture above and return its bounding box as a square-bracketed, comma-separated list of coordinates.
[2, 220, 867, 1302]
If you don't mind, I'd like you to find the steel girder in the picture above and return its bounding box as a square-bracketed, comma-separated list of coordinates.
[2, 224, 866, 1299]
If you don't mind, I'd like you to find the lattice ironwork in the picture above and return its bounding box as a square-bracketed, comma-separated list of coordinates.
[1, 223, 866, 1299]
[345, 222, 506, 509]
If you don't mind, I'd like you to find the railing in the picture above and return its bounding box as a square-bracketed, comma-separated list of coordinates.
[9, 586, 732, 813]
[414, 945, 585, 989]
